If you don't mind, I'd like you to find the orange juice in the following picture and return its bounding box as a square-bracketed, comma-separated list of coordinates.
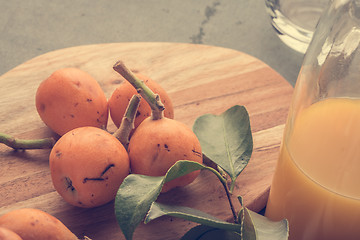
[265, 98, 360, 240]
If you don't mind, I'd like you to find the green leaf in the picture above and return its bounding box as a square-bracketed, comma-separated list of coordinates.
[238, 193, 288, 240]
[114, 174, 163, 240]
[164, 160, 206, 183]
[239, 207, 257, 240]
[145, 202, 241, 232]
[115, 160, 218, 240]
[146, 201, 288, 240]
[181, 225, 242, 240]
[193, 105, 253, 192]
[245, 208, 289, 240]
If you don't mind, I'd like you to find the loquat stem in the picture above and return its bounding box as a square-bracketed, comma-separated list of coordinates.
[113, 61, 165, 120]
[113, 94, 141, 149]
[205, 165, 239, 224]
[224, 182, 239, 224]
[0, 133, 56, 150]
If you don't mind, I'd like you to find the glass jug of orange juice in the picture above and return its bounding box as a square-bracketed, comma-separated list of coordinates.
[265, 0, 360, 239]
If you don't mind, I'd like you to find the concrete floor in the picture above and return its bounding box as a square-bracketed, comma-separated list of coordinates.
[0, 0, 304, 86]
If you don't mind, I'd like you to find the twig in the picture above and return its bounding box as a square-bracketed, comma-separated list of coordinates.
[113, 94, 141, 149]
[113, 61, 165, 120]
[205, 166, 239, 223]
[0, 133, 56, 150]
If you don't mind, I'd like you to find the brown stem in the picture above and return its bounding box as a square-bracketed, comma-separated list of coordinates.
[224, 182, 239, 224]
[206, 165, 239, 223]
[113, 94, 141, 149]
[113, 61, 164, 120]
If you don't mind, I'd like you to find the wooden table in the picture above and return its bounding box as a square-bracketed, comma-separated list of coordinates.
[0, 42, 293, 240]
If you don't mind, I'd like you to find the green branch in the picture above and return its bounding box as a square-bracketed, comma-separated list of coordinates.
[205, 165, 239, 223]
[113, 61, 165, 120]
[0, 133, 56, 150]
[113, 94, 141, 149]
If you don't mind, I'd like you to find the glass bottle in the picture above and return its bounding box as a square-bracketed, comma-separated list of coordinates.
[265, 0, 360, 239]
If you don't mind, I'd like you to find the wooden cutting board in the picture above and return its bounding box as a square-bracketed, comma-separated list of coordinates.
[0, 42, 293, 240]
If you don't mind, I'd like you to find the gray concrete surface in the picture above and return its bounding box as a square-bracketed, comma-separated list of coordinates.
[1, 0, 304, 86]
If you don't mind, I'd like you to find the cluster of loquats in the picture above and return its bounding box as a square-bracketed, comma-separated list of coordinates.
[0, 61, 203, 239]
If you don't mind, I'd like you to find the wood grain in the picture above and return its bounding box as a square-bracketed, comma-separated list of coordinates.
[0, 42, 293, 240]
